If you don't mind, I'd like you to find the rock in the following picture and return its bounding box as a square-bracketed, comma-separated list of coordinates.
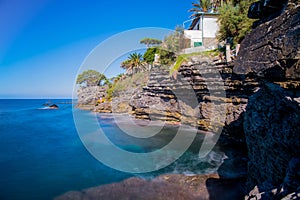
[77, 86, 107, 109]
[55, 174, 246, 200]
[243, 83, 300, 192]
[234, 4, 300, 80]
[93, 102, 112, 113]
[49, 104, 59, 109]
[245, 157, 300, 199]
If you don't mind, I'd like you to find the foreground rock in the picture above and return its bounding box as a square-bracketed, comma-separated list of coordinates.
[55, 174, 246, 200]
[234, 1, 300, 198]
[244, 83, 300, 198]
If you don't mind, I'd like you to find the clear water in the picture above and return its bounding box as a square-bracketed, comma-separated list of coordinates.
[0, 99, 225, 200]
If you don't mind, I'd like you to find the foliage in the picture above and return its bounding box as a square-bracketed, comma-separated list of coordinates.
[140, 38, 162, 48]
[217, 0, 255, 45]
[76, 69, 108, 87]
[189, 0, 226, 15]
[159, 49, 176, 65]
[121, 53, 147, 75]
[163, 26, 187, 53]
[106, 72, 149, 101]
[170, 55, 188, 75]
[143, 47, 158, 64]
[143, 47, 176, 65]
[169, 50, 220, 75]
[189, 0, 212, 14]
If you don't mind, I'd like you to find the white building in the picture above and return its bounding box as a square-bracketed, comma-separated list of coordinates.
[183, 12, 219, 53]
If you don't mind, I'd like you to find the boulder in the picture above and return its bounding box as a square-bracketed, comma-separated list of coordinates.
[49, 104, 59, 109]
[243, 83, 300, 193]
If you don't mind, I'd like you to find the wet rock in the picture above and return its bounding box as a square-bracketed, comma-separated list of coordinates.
[55, 174, 246, 200]
[49, 104, 59, 109]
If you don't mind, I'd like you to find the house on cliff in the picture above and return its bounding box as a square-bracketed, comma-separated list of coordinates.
[182, 12, 219, 53]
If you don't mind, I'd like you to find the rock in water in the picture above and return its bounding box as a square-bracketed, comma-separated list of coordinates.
[49, 104, 59, 109]
[244, 83, 300, 193]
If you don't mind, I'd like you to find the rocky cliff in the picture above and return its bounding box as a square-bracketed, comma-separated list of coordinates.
[76, 86, 108, 111]
[72, 2, 300, 199]
[235, 1, 300, 198]
[130, 58, 257, 145]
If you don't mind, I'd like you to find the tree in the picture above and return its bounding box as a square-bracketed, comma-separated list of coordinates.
[76, 70, 107, 87]
[162, 26, 187, 53]
[143, 47, 158, 64]
[217, 0, 256, 45]
[140, 38, 162, 48]
[121, 53, 147, 75]
[143, 47, 176, 66]
[189, 0, 212, 16]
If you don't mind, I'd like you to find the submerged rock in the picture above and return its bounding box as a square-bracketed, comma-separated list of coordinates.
[55, 174, 246, 200]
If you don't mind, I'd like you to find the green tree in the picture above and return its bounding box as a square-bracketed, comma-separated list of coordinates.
[143, 47, 176, 65]
[140, 38, 162, 48]
[121, 53, 147, 75]
[163, 26, 186, 53]
[143, 47, 158, 64]
[189, 0, 212, 16]
[217, 0, 255, 45]
[76, 70, 108, 87]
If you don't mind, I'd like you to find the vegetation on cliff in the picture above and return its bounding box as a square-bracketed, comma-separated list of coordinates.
[140, 38, 162, 48]
[217, 0, 256, 45]
[76, 69, 108, 87]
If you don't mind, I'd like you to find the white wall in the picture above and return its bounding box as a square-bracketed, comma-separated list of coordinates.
[203, 16, 219, 38]
[184, 30, 202, 47]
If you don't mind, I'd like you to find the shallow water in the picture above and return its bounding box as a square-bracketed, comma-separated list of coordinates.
[0, 99, 225, 200]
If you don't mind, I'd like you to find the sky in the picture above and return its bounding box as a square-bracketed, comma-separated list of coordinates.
[0, 0, 194, 98]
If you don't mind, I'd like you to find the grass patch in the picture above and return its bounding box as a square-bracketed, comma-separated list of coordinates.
[170, 49, 220, 75]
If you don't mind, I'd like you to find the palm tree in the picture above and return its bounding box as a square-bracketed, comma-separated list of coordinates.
[121, 53, 147, 75]
[189, 0, 212, 17]
[189, 0, 227, 15]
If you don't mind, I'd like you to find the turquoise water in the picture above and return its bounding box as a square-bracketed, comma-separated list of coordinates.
[0, 99, 225, 200]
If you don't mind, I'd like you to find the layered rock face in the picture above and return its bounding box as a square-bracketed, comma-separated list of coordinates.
[130, 60, 257, 144]
[77, 86, 107, 110]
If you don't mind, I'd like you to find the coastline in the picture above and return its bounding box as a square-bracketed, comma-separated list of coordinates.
[55, 173, 246, 200]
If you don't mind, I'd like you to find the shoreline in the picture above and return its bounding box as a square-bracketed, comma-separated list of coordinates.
[55, 173, 246, 200]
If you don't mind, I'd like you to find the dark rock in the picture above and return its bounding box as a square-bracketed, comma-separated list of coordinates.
[234, 5, 300, 80]
[247, 0, 288, 22]
[243, 83, 300, 192]
[49, 104, 59, 109]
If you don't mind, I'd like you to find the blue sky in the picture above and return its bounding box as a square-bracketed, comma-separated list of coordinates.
[0, 0, 194, 98]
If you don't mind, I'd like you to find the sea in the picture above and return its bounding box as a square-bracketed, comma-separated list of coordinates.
[0, 99, 226, 200]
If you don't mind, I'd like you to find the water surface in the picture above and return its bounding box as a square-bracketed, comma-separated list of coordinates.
[0, 99, 225, 200]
